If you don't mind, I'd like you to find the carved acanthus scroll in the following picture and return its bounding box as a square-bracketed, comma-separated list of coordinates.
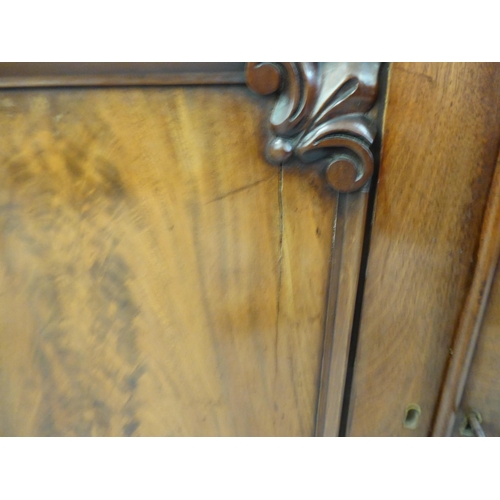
[246, 62, 381, 192]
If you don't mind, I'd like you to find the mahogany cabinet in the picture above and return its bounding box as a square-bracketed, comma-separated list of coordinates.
[0, 63, 498, 436]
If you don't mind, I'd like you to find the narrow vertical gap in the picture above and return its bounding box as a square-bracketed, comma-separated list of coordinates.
[338, 63, 391, 436]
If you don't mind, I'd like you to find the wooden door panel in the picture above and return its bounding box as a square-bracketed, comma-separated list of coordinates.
[0, 87, 335, 436]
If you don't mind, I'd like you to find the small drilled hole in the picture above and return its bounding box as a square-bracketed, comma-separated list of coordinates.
[403, 404, 421, 429]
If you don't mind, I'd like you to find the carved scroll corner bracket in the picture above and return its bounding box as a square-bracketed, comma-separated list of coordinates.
[245, 62, 382, 193]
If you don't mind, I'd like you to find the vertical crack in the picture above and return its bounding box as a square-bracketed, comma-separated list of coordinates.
[275, 165, 284, 378]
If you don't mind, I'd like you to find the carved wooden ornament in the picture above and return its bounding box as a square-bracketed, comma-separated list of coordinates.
[246, 62, 381, 192]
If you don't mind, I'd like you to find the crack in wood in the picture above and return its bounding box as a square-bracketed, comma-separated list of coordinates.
[275, 166, 284, 380]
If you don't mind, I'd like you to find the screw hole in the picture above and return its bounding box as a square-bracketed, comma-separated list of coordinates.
[403, 404, 421, 430]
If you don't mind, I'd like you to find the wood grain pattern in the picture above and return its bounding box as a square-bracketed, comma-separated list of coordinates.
[432, 153, 500, 436]
[0, 86, 335, 436]
[278, 165, 336, 436]
[0, 63, 246, 87]
[453, 260, 500, 437]
[346, 63, 500, 436]
[315, 190, 369, 436]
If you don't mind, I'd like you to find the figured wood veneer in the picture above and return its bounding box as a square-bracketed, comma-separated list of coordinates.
[0, 87, 334, 436]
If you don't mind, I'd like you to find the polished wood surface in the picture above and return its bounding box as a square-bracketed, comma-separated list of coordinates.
[4, 63, 495, 438]
[454, 260, 500, 436]
[315, 190, 369, 436]
[432, 153, 500, 436]
[0, 86, 335, 436]
[0, 63, 246, 87]
[346, 63, 500, 436]
[246, 63, 386, 436]
[246, 62, 381, 192]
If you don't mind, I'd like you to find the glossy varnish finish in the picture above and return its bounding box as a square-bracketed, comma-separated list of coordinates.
[0, 63, 246, 87]
[315, 190, 369, 436]
[0, 87, 335, 436]
[245, 62, 386, 436]
[346, 63, 500, 436]
[246, 62, 381, 192]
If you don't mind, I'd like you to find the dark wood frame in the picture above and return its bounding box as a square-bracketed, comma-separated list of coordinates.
[0, 63, 246, 87]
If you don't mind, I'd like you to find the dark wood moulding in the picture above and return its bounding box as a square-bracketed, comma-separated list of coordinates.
[0, 63, 246, 87]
